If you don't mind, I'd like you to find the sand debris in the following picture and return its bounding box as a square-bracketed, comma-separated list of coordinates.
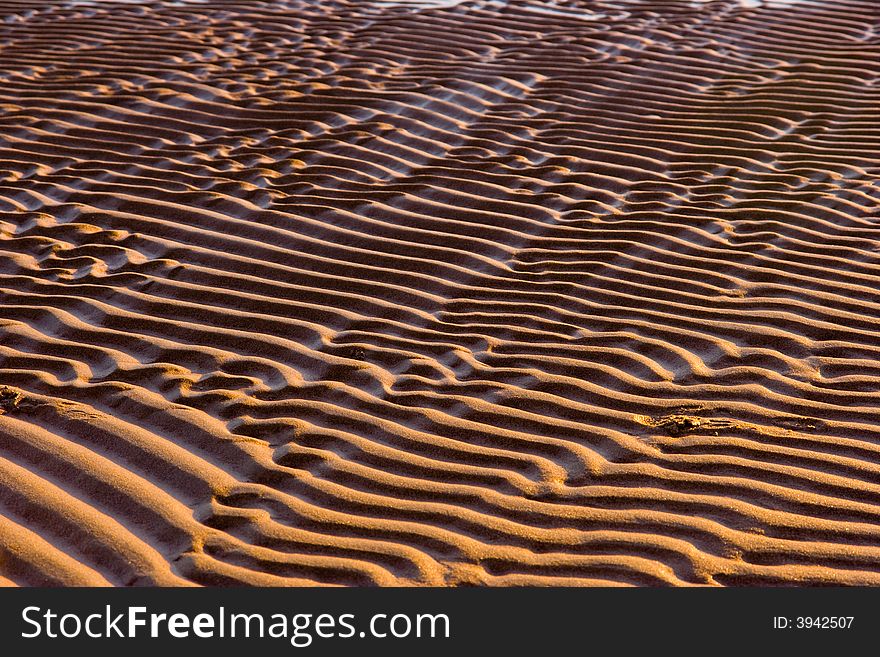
[0, 387, 23, 415]
[635, 413, 736, 437]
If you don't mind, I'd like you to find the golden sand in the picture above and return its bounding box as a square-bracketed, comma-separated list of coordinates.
[1, 0, 880, 586]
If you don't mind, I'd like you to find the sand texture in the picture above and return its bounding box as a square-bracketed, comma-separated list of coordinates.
[1, 0, 880, 586]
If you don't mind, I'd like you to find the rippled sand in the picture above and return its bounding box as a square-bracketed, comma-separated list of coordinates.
[1, 0, 880, 586]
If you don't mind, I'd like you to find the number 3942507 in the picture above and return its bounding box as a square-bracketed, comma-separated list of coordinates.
[774, 617, 854, 629]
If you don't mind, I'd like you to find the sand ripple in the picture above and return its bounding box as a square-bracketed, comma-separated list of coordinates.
[1, 0, 880, 586]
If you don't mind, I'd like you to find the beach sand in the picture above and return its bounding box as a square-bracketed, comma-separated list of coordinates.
[1, 0, 879, 586]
